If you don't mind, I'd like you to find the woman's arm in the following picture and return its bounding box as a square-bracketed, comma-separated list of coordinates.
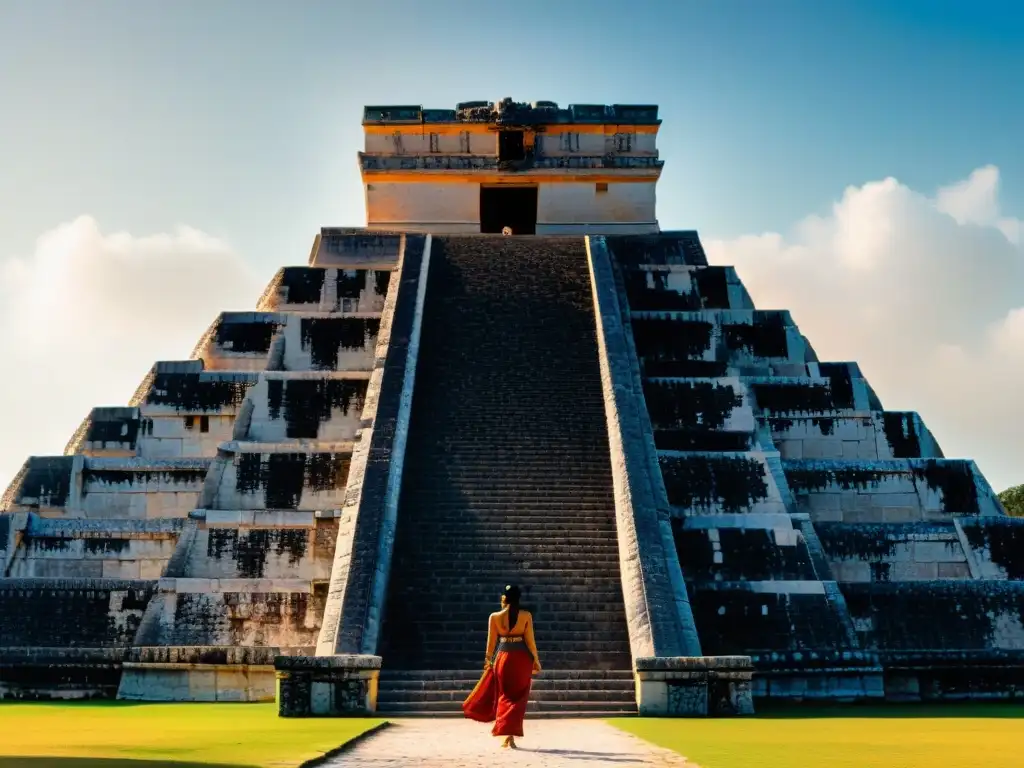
[524, 613, 541, 668]
[484, 613, 497, 666]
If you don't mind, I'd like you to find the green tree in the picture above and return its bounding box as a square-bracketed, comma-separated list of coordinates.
[997, 484, 1024, 517]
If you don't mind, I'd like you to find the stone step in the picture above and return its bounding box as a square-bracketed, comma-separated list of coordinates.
[383, 654, 633, 671]
[377, 688, 635, 704]
[385, 610, 630, 625]
[379, 668, 634, 681]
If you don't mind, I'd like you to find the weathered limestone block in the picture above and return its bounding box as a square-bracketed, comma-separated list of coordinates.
[688, 581, 853, 657]
[672, 521, 818, 582]
[257, 267, 392, 314]
[275, 655, 381, 716]
[959, 517, 1024, 580]
[244, 374, 369, 443]
[659, 451, 788, 516]
[630, 310, 809, 377]
[279, 315, 380, 372]
[843, 580, 1024, 652]
[752, 650, 885, 701]
[785, 459, 1002, 523]
[634, 656, 754, 716]
[181, 521, 334, 581]
[210, 444, 352, 511]
[0, 578, 157, 648]
[605, 231, 710, 268]
[136, 583, 326, 648]
[620, 264, 753, 312]
[192, 312, 285, 372]
[0, 647, 126, 700]
[881, 649, 1024, 701]
[643, 376, 755, 452]
[816, 522, 970, 582]
[65, 407, 142, 457]
[311, 229, 403, 269]
[117, 646, 278, 702]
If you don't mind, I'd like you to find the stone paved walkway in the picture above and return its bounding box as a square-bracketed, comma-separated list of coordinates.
[325, 719, 698, 767]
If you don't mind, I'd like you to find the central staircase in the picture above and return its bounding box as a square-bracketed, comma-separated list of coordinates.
[376, 235, 635, 715]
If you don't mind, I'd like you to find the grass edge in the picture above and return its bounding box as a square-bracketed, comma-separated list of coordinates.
[297, 721, 392, 767]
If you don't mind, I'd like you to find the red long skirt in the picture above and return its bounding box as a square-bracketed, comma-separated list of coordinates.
[491, 649, 533, 737]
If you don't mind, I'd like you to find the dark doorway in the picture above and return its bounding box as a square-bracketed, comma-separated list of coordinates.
[498, 131, 525, 161]
[480, 186, 538, 234]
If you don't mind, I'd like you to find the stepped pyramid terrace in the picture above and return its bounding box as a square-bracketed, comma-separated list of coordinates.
[2, 98, 1023, 717]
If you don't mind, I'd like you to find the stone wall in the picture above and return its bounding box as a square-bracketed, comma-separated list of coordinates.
[0, 578, 156, 647]
[959, 517, 1024, 580]
[243, 375, 368, 442]
[786, 459, 1003, 523]
[207, 446, 351, 511]
[8, 517, 183, 580]
[844, 581, 1024, 651]
[817, 522, 971, 581]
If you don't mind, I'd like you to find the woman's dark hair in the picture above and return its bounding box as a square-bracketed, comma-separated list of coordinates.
[503, 584, 521, 632]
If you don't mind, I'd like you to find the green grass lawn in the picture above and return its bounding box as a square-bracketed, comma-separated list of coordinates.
[612, 703, 1024, 768]
[0, 701, 384, 768]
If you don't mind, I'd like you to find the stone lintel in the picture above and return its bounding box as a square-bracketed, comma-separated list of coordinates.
[274, 654, 382, 717]
[634, 656, 754, 717]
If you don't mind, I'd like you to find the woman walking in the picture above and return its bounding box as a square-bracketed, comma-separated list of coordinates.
[464, 584, 542, 748]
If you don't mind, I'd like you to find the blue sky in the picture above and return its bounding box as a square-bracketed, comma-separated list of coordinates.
[1, 0, 1024, 492]
[1, 0, 1021, 274]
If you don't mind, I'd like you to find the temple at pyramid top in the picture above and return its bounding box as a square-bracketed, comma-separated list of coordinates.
[359, 98, 663, 234]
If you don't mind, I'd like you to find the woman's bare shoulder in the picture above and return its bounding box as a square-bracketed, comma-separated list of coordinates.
[521, 609, 534, 620]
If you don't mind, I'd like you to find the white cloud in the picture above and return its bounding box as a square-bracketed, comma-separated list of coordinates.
[705, 166, 1024, 492]
[0, 216, 266, 493]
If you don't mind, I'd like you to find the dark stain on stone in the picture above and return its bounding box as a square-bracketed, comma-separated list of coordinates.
[752, 382, 834, 414]
[281, 267, 325, 305]
[374, 270, 392, 296]
[962, 519, 1024, 580]
[842, 581, 1024, 651]
[785, 466, 893, 493]
[264, 454, 307, 509]
[267, 379, 283, 420]
[632, 318, 714, 361]
[214, 319, 278, 353]
[606, 233, 708, 267]
[336, 270, 366, 300]
[819, 364, 855, 409]
[813, 417, 835, 435]
[913, 460, 979, 514]
[660, 454, 769, 512]
[234, 452, 350, 509]
[643, 379, 742, 430]
[815, 522, 901, 560]
[207, 528, 308, 578]
[688, 584, 850, 654]
[882, 412, 922, 458]
[673, 524, 817, 581]
[693, 268, 731, 309]
[723, 312, 789, 358]
[81, 469, 208, 488]
[307, 453, 350, 492]
[642, 360, 729, 378]
[83, 538, 131, 555]
[146, 373, 254, 412]
[654, 430, 752, 451]
[85, 416, 140, 448]
[0, 581, 155, 647]
[276, 379, 368, 439]
[299, 318, 381, 369]
[16, 458, 75, 507]
[623, 269, 701, 311]
[30, 536, 71, 552]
